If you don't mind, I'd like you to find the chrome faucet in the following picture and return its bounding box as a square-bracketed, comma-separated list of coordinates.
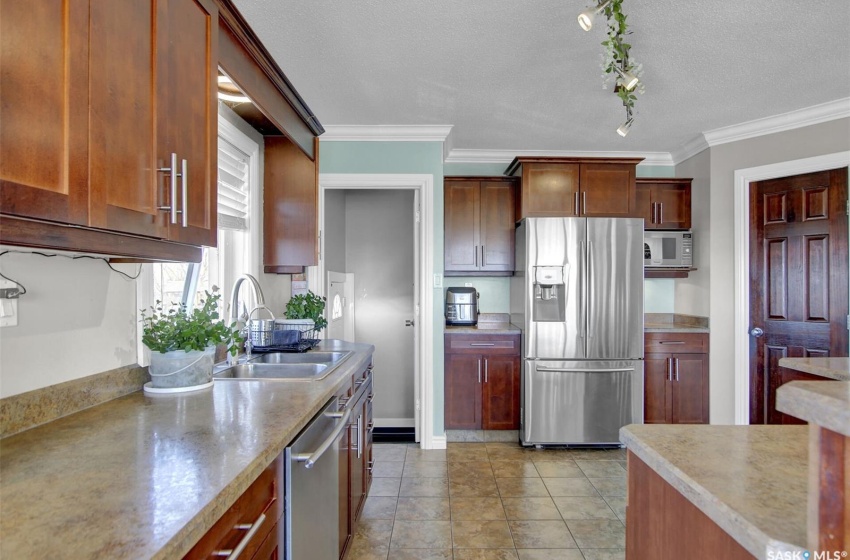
[229, 274, 266, 364]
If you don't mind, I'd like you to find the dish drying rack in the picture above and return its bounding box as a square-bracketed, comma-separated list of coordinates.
[246, 307, 319, 353]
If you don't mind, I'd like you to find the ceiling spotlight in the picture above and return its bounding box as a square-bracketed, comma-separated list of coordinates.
[577, 0, 612, 31]
[614, 66, 639, 91]
[617, 118, 634, 137]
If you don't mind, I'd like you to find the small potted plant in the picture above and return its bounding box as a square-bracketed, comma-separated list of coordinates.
[141, 287, 242, 392]
[282, 291, 327, 339]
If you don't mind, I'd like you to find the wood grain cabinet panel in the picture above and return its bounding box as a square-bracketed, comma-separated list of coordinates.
[507, 157, 641, 220]
[445, 334, 520, 430]
[644, 333, 709, 424]
[636, 178, 692, 230]
[444, 177, 516, 276]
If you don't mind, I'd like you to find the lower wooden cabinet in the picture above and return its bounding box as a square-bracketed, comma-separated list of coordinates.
[184, 454, 283, 560]
[339, 363, 374, 559]
[444, 334, 521, 430]
[644, 332, 709, 424]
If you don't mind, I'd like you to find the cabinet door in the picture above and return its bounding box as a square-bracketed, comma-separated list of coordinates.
[157, 0, 218, 246]
[479, 182, 516, 272]
[653, 183, 691, 230]
[444, 181, 480, 272]
[671, 354, 709, 424]
[520, 164, 579, 218]
[253, 521, 281, 560]
[634, 183, 654, 228]
[579, 163, 636, 217]
[0, 0, 89, 226]
[264, 137, 319, 273]
[644, 354, 672, 423]
[88, 0, 165, 239]
[445, 353, 482, 429]
[482, 355, 520, 430]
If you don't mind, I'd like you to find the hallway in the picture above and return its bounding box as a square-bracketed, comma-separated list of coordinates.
[349, 442, 627, 559]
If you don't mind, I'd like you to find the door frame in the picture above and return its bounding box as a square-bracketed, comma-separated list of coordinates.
[733, 151, 850, 424]
[316, 173, 438, 449]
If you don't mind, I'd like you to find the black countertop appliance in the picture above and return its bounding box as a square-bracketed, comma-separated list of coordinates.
[445, 287, 479, 326]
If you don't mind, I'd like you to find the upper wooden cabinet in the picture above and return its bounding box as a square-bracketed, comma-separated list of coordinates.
[636, 178, 692, 230]
[444, 177, 517, 276]
[0, 0, 218, 260]
[506, 157, 642, 220]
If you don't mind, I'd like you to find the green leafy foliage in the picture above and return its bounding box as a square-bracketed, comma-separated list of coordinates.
[284, 291, 328, 331]
[141, 288, 243, 355]
[598, 0, 643, 113]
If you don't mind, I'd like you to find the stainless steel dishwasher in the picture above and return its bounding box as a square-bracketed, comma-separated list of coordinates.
[285, 396, 350, 560]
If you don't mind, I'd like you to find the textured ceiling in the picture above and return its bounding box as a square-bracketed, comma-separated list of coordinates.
[232, 0, 850, 154]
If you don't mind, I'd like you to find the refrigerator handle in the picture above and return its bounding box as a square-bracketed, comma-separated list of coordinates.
[536, 367, 636, 373]
[579, 241, 587, 339]
[587, 240, 594, 338]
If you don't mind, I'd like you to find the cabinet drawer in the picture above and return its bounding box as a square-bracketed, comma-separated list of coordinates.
[644, 332, 708, 354]
[445, 334, 520, 355]
[184, 455, 283, 559]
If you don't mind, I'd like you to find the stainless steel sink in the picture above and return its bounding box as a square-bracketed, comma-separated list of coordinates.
[249, 351, 351, 365]
[213, 350, 352, 381]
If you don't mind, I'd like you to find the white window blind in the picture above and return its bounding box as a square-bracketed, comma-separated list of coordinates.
[217, 137, 250, 231]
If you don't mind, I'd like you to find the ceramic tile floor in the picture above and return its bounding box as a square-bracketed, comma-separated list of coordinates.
[348, 442, 627, 560]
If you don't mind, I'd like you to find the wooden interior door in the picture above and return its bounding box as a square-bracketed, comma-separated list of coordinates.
[0, 0, 89, 226]
[749, 168, 848, 424]
[479, 181, 515, 272]
[482, 355, 520, 430]
[444, 181, 480, 271]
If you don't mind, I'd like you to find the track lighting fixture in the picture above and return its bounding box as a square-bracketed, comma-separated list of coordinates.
[577, 0, 612, 31]
[617, 107, 634, 137]
[613, 66, 639, 91]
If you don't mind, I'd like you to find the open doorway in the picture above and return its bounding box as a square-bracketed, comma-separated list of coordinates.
[320, 186, 421, 443]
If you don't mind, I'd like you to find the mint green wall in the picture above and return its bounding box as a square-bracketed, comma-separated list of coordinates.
[636, 165, 676, 177]
[443, 277, 510, 313]
[319, 141, 447, 436]
[644, 278, 675, 313]
[445, 162, 676, 178]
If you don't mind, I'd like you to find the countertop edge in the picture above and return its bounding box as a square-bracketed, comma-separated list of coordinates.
[643, 327, 710, 333]
[155, 343, 375, 559]
[778, 357, 850, 381]
[777, 381, 850, 437]
[619, 427, 801, 560]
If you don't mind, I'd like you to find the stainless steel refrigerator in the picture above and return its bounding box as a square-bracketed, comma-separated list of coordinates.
[510, 217, 644, 446]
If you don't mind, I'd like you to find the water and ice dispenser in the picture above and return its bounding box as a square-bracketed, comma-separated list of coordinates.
[533, 266, 566, 322]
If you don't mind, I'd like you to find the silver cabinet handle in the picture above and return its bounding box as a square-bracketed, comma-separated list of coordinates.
[478, 358, 482, 383]
[537, 367, 636, 373]
[481, 244, 485, 267]
[212, 512, 266, 559]
[357, 414, 363, 459]
[659, 341, 685, 345]
[651, 202, 656, 224]
[675, 358, 680, 381]
[470, 342, 495, 347]
[181, 158, 188, 227]
[157, 153, 179, 224]
[574, 192, 579, 215]
[484, 359, 488, 383]
[474, 245, 478, 267]
[659, 202, 663, 224]
[582, 191, 587, 215]
[355, 378, 366, 387]
[293, 408, 352, 468]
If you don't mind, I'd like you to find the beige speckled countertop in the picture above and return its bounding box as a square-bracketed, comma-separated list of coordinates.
[644, 313, 710, 333]
[0, 339, 374, 559]
[445, 312, 521, 335]
[778, 357, 850, 381]
[778, 380, 850, 437]
[620, 424, 808, 559]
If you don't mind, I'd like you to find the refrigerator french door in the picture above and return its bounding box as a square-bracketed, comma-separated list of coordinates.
[514, 217, 644, 446]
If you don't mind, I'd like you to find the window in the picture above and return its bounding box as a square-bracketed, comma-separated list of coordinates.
[145, 111, 261, 331]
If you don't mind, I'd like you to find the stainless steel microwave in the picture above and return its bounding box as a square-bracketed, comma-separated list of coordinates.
[644, 231, 693, 268]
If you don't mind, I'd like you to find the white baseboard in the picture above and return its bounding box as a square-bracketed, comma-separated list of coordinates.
[374, 418, 415, 428]
[429, 435, 447, 450]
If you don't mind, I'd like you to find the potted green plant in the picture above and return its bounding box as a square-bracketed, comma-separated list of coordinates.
[141, 288, 242, 391]
[282, 291, 328, 338]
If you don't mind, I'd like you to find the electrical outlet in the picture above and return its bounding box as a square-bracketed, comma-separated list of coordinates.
[0, 278, 18, 327]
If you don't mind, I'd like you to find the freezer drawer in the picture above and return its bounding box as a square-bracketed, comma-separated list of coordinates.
[521, 359, 643, 446]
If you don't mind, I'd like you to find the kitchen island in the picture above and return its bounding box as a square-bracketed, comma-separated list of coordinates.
[621, 357, 850, 559]
[0, 340, 374, 559]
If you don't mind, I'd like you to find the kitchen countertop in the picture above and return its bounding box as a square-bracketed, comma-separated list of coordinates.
[644, 312, 710, 333]
[445, 312, 521, 335]
[777, 357, 850, 381]
[778, 380, 850, 437]
[620, 424, 808, 559]
[0, 339, 374, 559]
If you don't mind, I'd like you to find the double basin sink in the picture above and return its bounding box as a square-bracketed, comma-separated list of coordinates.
[213, 351, 352, 381]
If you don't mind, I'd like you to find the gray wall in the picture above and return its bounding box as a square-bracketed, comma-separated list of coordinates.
[324, 190, 347, 274]
[674, 148, 711, 318]
[345, 190, 416, 422]
[677, 117, 850, 425]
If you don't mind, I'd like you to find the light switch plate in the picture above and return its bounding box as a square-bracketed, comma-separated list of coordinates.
[433, 273, 443, 289]
[0, 278, 18, 327]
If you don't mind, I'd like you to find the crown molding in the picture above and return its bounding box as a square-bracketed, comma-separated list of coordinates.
[702, 97, 850, 148]
[320, 125, 453, 142]
[444, 149, 675, 167]
[670, 134, 710, 166]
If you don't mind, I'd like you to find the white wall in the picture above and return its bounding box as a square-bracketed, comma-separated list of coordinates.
[344, 189, 416, 423]
[692, 117, 850, 425]
[0, 248, 138, 398]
